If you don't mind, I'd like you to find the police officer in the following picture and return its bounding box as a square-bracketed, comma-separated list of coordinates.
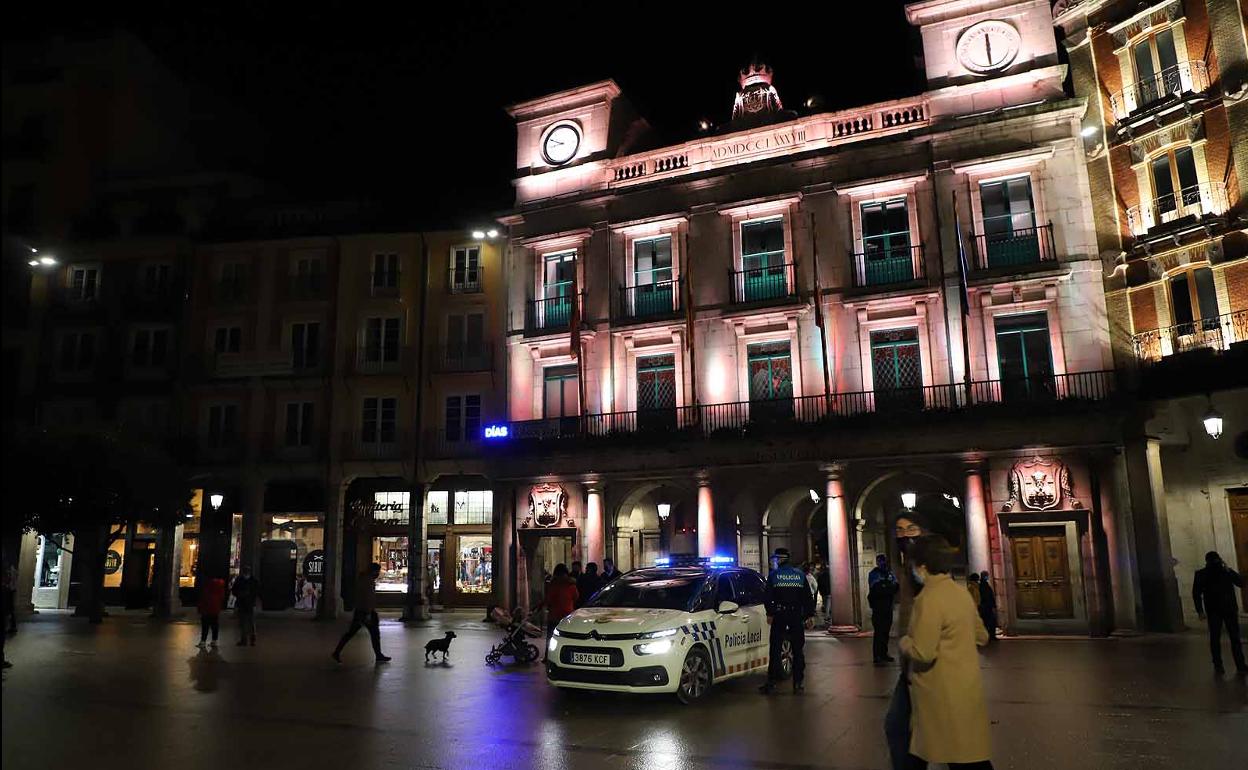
[760, 547, 816, 694]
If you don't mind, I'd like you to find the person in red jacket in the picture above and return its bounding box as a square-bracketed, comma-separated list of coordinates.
[541, 563, 579, 661]
[197, 577, 226, 647]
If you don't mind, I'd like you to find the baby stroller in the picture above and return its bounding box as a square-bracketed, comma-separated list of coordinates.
[485, 606, 543, 665]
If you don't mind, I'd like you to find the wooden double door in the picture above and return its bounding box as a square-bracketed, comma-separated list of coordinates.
[1010, 527, 1074, 620]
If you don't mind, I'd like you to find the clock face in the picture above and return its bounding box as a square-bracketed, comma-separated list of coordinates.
[956, 20, 1022, 75]
[541, 123, 581, 166]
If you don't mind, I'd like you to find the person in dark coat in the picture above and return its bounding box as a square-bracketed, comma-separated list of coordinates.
[1192, 551, 1246, 674]
[868, 554, 900, 665]
[332, 563, 391, 664]
[977, 571, 998, 643]
[231, 565, 260, 646]
[576, 562, 603, 608]
[759, 547, 816, 694]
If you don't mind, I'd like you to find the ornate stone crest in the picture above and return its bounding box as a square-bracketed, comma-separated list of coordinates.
[1002, 456, 1081, 512]
[524, 483, 572, 528]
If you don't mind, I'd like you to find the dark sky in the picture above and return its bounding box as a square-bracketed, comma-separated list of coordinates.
[12, 1, 924, 223]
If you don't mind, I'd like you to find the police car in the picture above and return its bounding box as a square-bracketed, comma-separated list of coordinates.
[546, 556, 791, 703]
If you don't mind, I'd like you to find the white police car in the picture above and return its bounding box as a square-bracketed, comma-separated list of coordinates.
[546, 557, 791, 703]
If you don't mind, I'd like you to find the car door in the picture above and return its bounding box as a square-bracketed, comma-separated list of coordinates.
[708, 572, 748, 679]
[730, 570, 769, 676]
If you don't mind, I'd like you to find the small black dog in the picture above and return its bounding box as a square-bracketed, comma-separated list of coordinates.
[425, 631, 457, 661]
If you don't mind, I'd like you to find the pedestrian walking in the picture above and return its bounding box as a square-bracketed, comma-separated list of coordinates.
[1192, 551, 1247, 675]
[231, 565, 260, 646]
[898, 535, 993, 770]
[197, 576, 226, 647]
[332, 563, 391, 664]
[869, 554, 900, 665]
[816, 562, 832, 617]
[576, 562, 603, 608]
[977, 571, 998, 643]
[759, 547, 816, 695]
[542, 563, 579, 661]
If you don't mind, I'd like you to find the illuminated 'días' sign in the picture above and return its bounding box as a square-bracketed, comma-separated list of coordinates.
[483, 424, 509, 439]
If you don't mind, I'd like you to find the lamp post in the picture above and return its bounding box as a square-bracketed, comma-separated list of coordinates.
[657, 502, 671, 558]
[900, 491, 917, 511]
[1203, 404, 1224, 439]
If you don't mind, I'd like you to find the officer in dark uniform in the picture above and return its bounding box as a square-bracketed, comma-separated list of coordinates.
[760, 547, 816, 694]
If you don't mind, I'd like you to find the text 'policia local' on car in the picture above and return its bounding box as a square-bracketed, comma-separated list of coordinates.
[546, 556, 792, 703]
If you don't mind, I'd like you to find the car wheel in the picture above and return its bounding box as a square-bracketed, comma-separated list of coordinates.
[778, 639, 793, 680]
[676, 646, 713, 704]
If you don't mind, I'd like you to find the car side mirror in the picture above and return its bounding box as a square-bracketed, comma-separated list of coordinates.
[717, 600, 740, 614]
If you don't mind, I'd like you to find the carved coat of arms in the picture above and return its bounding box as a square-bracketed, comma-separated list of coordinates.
[526, 483, 570, 528]
[1002, 456, 1080, 512]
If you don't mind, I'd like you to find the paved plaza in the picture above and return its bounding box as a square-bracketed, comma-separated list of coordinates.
[2, 610, 1245, 770]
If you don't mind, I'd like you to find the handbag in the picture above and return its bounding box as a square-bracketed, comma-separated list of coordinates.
[883, 667, 912, 770]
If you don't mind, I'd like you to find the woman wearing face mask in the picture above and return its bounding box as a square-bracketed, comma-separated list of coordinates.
[884, 511, 933, 770]
[899, 535, 993, 770]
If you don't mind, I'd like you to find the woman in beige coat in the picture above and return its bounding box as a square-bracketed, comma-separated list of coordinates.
[899, 536, 993, 770]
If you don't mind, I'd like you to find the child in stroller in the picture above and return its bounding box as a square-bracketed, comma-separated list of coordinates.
[485, 606, 543, 665]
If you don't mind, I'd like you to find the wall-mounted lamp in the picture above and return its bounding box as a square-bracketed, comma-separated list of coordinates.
[1203, 404, 1224, 439]
[472, 228, 501, 240]
[808, 488, 821, 504]
[209, 493, 224, 511]
[656, 502, 671, 522]
[900, 491, 917, 511]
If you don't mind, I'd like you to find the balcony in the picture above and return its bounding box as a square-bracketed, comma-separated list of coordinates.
[1125, 181, 1228, 238]
[196, 436, 245, 464]
[211, 351, 295, 378]
[124, 285, 184, 317]
[618, 279, 683, 322]
[211, 279, 249, 305]
[1109, 60, 1210, 125]
[1131, 310, 1248, 363]
[850, 245, 926, 290]
[499, 371, 1117, 447]
[351, 345, 410, 375]
[49, 286, 103, 314]
[731, 263, 797, 305]
[268, 437, 326, 463]
[424, 430, 483, 459]
[525, 294, 581, 335]
[341, 429, 412, 461]
[971, 224, 1056, 271]
[284, 273, 327, 301]
[448, 268, 483, 294]
[438, 345, 493, 373]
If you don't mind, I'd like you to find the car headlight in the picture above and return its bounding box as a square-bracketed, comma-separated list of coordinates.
[634, 640, 673, 656]
[548, 637, 558, 653]
[638, 628, 678, 640]
[552, 628, 561, 637]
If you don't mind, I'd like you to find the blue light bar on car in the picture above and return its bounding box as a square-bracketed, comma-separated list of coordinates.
[708, 555, 735, 566]
[653, 557, 672, 566]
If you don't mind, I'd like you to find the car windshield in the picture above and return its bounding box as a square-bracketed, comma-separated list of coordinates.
[585, 570, 708, 611]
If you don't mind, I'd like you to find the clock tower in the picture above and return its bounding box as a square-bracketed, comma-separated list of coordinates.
[906, 0, 1065, 116]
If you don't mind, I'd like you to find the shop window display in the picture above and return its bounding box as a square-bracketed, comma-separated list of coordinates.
[453, 490, 493, 525]
[373, 535, 409, 592]
[179, 490, 203, 588]
[371, 491, 409, 525]
[426, 491, 449, 524]
[455, 536, 492, 595]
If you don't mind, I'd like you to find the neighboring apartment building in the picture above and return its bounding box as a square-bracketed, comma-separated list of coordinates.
[1053, 0, 1248, 630]
[486, 0, 1204, 637]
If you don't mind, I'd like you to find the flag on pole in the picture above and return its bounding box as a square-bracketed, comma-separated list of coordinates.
[569, 268, 581, 354]
[809, 213, 826, 332]
[953, 190, 970, 317]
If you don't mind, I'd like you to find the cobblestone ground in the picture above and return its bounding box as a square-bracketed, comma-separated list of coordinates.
[2, 609, 1245, 770]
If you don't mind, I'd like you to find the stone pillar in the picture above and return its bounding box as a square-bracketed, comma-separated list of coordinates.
[697, 472, 715, 557]
[402, 482, 430, 622]
[239, 476, 266, 577]
[1123, 437, 1184, 631]
[496, 482, 515, 611]
[823, 463, 854, 627]
[964, 464, 991, 575]
[317, 478, 346, 620]
[16, 531, 38, 615]
[584, 481, 605, 567]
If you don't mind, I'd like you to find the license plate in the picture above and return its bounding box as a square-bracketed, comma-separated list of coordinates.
[570, 652, 611, 666]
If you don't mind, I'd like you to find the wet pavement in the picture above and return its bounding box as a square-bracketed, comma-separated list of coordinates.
[2, 610, 1245, 770]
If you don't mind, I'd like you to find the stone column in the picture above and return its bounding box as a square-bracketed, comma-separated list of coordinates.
[1123, 437, 1184, 632]
[696, 472, 715, 557]
[964, 463, 991, 575]
[317, 478, 346, 620]
[402, 482, 430, 622]
[239, 476, 266, 576]
[584, 480, 605, 566]
[823, 463, 854, 627]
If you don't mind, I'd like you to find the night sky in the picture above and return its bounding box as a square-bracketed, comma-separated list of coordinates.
[10, 1, 924, 222]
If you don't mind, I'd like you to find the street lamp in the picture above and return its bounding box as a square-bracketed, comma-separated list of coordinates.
[1202, 405, 1224, 439]
[656, 502, 671, 522]
[900, 491, 917, 511]
[656, 502, 671, 560]
[808, 488, 820, 504]
[209, 493, 224, 511]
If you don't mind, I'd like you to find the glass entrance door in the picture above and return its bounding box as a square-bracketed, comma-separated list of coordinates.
[979, 177, 1039, 266]
[633, 237, 674, 317]
[636, 354, 677, 431]
[861, 198, 913, 285]
[741, 218, 787, 302]
[870, 328, 923, 410]
[543, 251, 577, 327]
[543, 366, 580, 436]
[994, 313, 1054, 401]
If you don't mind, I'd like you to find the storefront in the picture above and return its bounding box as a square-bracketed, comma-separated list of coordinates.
[344, 480, 413, 608]
[425, 486, 494, 608]
[30, 532, 73, 609]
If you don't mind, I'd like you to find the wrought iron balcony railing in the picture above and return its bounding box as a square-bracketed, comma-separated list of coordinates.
[851, 245, 926, 288]
[341, 429, 412, 461]
[1131, 309, 1248, 362]
[438, 345, 493, 373]
[351, 344, 410, 375]
[448, 268, 483, 294]
[1125, 181, 1228, 237]
[525, 294, 582, 334]
[284, 272, 327, 301]
[731, 263, 797, 305]
[619, 279, 683, 321]
[1109, 60, 1210, 122]
[971, 223, 1057, 271]
[497, 371, 1117, 446]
